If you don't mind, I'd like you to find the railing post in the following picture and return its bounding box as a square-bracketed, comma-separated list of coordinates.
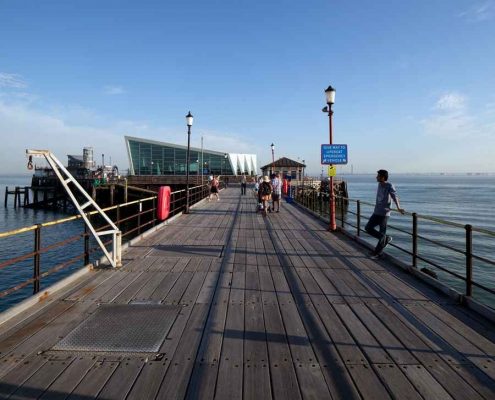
[33, 224, 41, 294]
[412, 213, 418, 269]
[465, 224, 473, 297]
[152, 197, 156, 227]
[116, 204, 121, 230]
[340, 196, 345, 228]
[138, 201, 142, 235]
[356, 200, 361, 236]
[84, 223, 90, 266]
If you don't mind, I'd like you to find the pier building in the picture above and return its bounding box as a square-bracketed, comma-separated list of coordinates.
[125, 135, 257, 177]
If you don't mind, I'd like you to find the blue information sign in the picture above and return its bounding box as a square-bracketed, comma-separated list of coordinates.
[321, 144, 348, 165]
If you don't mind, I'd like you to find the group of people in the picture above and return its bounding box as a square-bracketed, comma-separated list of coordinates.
[207, 168, 405, 259]
[253, 173, 282, 216]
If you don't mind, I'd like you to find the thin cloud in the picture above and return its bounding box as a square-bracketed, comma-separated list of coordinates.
[103, 85, 125, 95]
[435, 92, 466, 111]
[423, 92, 495, 139]
[0, 72, 27, 89]
[459, 1, 495, 22]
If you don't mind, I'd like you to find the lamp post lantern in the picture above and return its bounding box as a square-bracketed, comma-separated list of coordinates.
[270, 143, 275, 175]
[185, 111, 193, 214]
[323, 85, 336, 231]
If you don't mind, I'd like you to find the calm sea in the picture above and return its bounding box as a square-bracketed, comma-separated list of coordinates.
[0, 174, 494, 310]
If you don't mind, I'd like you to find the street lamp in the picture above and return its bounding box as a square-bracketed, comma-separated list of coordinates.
[185, 111, 193, 214]
[223, 153, 228, 175]
[302, 159, 305, 201]
[270, 143, 275, 175]
[323, 85, 336, 230]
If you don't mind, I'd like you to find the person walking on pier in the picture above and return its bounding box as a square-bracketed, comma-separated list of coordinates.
[270, 173, 281, 212]
[259, 176, 273, 217]
[366, 169, 404, 258]
[209, 175, 220, 201]
[241, 174, 247, 195]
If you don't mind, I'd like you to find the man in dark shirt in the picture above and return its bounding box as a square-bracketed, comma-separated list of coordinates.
[365, 169, 405, 258]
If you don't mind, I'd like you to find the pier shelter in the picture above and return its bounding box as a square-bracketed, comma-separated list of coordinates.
[261, 157, 306, 179]
[0, 188, 494, 399]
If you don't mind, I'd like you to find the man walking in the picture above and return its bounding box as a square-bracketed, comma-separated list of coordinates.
[365, 169, 404, 258]
[240, 174, 247, 195]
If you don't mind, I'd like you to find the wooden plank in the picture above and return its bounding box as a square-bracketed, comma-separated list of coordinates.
[68, 361, 119, 399]
[0, 301, 73, 360]
[94, 271, 143, 303]
[40, 357, 95, 400]
[351, 303, 418, 365]
[347, 364, 393, 399]
[372, 364, 423, 400]
[243, 266, 272, 400]
[0, 354, 48, 398]
[97, 359, 144, 400]
[156, 304, 210, 399]
[215, 303, 244, 400]
[126, 360, 170, 400]
[399, 364, 454, 400]
[332, 303, 393, 364]
[12, 358, 74, 399]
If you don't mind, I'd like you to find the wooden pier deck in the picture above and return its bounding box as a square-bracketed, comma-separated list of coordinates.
[0, 187, 494, 399]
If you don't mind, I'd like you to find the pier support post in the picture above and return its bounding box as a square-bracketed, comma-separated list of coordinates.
[465, 224, 473, 297]
[4, 187, 7, 208]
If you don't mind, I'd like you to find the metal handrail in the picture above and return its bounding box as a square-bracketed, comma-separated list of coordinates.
[292, 183, 495, 305]
[0, 184, 210, 304]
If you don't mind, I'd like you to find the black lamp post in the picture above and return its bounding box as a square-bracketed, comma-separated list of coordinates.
[302, 159, 305, 201]
[323, 85, 336, 231]
[185, 111, 193, 214]
[270, 143, 275, 175]
[223, 153, 228, 175]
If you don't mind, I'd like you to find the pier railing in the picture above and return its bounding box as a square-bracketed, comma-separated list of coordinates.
[0, 184, 210, 309]
[292, 183, 495, 310]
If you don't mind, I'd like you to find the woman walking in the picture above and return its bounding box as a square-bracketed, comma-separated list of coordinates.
[259, 176, 273, 217]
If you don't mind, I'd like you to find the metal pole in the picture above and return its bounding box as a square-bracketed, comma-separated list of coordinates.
[412, 213, 418, 268]
[328, 104, 336, 231]
[465, 224, 473, 297]
[356, 200, 361, 236]
[84, 223, 90, 266]
[271, 146, 275, 175]
[185, 125, 191, 214]
[33, 224, 41, 294]
[201, 136, 204, 186]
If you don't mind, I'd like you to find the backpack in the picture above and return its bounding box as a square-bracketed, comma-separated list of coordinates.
[260, 182, 272, 196]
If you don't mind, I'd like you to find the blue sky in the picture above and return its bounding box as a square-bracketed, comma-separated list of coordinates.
[1, 0, 494, 175]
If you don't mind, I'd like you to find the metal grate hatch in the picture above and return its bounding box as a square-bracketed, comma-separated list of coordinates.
[53, 304, 180, 353]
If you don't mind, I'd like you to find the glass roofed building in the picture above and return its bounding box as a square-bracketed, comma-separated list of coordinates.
[125, 136, 257, 176]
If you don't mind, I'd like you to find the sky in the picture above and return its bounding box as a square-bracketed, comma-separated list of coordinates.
[1, 0, 495, 176]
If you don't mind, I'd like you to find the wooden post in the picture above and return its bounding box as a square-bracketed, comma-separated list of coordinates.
[24, 186, 30, 206]
[4, 187, 8, 208]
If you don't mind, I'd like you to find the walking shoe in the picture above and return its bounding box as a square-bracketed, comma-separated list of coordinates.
[383, 236, 393, 249]
[369, 252, 382, 260]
